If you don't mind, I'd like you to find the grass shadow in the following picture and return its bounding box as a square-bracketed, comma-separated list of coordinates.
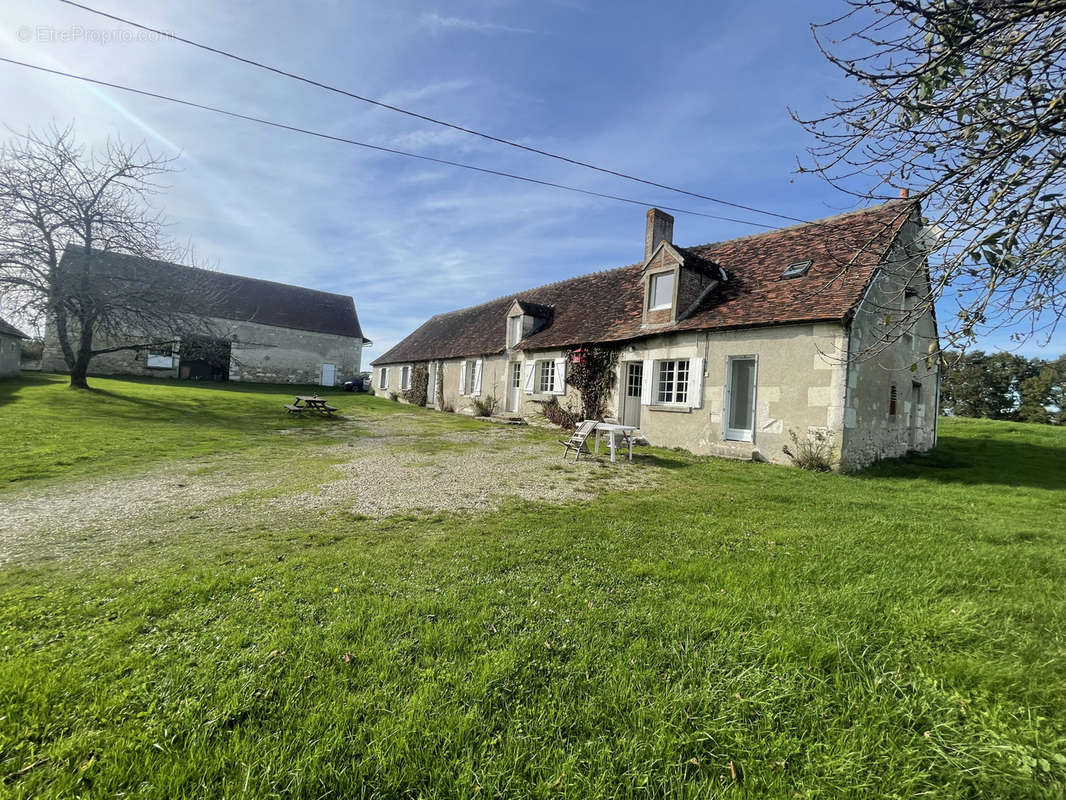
[860, 423, 1066, 491]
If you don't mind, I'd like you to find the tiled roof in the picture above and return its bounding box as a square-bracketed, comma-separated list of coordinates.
[372, 201, 913, 366]
[60, 246, 369, 341]
[0, 317, 28, 339]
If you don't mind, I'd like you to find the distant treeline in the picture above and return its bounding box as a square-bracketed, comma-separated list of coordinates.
[941, 351, 1065, 425]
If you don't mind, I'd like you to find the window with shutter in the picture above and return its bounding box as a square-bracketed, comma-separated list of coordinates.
[655, 359, 690, 404]
[472, 360, 483, 396]
[538, 360, 555, 394]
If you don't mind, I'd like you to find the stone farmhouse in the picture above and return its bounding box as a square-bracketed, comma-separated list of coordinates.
[0, 316, 28, 379]
[372, 201, 940, 469]
[40, 246, 370, 385]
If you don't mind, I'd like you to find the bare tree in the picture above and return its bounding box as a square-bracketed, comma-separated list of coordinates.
[0, 123, 216, 389]
[793, 0, 1066, 350]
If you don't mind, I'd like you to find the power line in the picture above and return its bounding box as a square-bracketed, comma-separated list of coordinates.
[56, 0, 812, 226]
[0, 57, 779, 228]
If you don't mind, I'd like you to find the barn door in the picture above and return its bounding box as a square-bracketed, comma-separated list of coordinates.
[320, 363, 336, 387]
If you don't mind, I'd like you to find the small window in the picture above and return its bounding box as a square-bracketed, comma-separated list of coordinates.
[889, 384, 898, 416]
[648, 271, 675, 310]
[656, 359, 689, 404]
[781, 259, 812, 279]
[903, 287, 918, 312]
[401, 365, 411, 391]
[538, 360, 556, 394]
[379, 367, 388, 389]
[508, 316, 523, 348]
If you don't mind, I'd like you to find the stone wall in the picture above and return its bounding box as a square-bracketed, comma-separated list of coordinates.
[840, 215, 940, 469]
[375, 321, 850, 466]
[40, 316, 363, 385]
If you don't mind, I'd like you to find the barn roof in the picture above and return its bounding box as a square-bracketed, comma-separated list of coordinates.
[59, 246, 369, 342]
[0, 317, 28, 339]
[372, 201, 913, 366]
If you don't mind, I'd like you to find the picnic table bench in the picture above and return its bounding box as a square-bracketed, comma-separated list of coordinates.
[285, 395, 339, 415]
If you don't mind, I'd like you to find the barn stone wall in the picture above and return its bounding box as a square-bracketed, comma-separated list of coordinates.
[40, 316, 363, 385]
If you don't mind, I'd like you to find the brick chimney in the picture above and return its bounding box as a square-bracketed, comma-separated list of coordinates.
[644, 208, 674, 263]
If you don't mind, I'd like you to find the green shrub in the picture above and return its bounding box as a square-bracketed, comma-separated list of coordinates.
[473, 395, 498, 417]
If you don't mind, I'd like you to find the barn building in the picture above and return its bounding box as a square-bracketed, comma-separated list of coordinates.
[0, 317, 28, 379]
[40, 246, 370, 385]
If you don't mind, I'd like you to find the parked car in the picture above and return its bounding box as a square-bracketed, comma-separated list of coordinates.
[343, 372, 372, 392]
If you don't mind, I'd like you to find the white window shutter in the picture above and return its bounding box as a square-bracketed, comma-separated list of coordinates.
[458, 360, 467, 395]
[640, 359, 654, 405]
[427, 362, 436, 403]
[553, 357, 566, 395]
[524, 361, 536, 394]
[473, 359, 483, 396]
[382, 367, 389, 389]
[688, 357, 704, 408]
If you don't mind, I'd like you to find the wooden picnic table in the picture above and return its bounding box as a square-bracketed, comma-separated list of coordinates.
[285, 394, 339, 416]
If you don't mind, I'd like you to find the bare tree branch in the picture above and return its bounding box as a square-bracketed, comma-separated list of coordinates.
[0, 123, 221, 388]
[793, 0, 1066, 351]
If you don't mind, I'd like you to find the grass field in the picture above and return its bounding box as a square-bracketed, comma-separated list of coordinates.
[1, 374, 1064, 798]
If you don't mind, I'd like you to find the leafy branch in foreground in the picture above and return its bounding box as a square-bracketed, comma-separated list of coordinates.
[794, 0, 1066, 349]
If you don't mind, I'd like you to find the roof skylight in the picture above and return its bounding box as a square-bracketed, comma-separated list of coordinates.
[781, 259, 812, 279]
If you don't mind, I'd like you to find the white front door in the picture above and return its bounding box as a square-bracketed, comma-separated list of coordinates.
[508, 361, 522, 413]
[622, 361, 642, 428]
[320, 363, 336, 387]
[725, 357, 757, 442]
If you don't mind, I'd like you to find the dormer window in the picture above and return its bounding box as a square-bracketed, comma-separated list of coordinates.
[781, 260, 812, 279]
[648, 271, 675, 310]
[508, 315, 524, 348]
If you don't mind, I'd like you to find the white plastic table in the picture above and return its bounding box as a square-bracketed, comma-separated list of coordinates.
[593, 422, 638, 463]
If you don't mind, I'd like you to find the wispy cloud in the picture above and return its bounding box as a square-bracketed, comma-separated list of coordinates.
[418, 12, 535, 35]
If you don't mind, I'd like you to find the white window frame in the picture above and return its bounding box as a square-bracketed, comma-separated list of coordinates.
[379, 366, 389, 389]
[538, 359, 556, 394]
[400, 365, 411, 391]
[508, 315, 524, 348]
[648, 271, 675, 311]
[459, 359, 482, 396]
[723, 355, 758, 442]
[654, 358, 690, 405]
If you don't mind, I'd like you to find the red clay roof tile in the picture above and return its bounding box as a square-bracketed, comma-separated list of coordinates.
[372, 201, 912, 365]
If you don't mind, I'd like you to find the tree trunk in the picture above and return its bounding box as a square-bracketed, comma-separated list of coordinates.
[68, 316, 94, 390]
[68, 366, 90, 389]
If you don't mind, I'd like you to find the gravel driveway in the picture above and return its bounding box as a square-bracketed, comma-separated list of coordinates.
[0, 413, 659, 566]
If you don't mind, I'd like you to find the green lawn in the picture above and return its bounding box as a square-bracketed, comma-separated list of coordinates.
[1, 375, 1064, 798]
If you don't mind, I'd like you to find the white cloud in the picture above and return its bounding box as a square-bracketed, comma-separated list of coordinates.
[418, 12, 535, 35]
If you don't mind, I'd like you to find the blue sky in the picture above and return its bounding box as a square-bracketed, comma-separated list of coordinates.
[1, 0, 1061, 360]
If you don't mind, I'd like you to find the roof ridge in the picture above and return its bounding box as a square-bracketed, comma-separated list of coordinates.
[425, 262, 641, 322]
[62, 243, 356, 302]
[411, 202, 911, 325]
[684, 200, 911, 252]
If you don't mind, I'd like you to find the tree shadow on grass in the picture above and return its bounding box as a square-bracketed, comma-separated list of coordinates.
[858, 431, 1066, 491]
[630, 452, 692, 470]
[0, 372, 55, 409]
